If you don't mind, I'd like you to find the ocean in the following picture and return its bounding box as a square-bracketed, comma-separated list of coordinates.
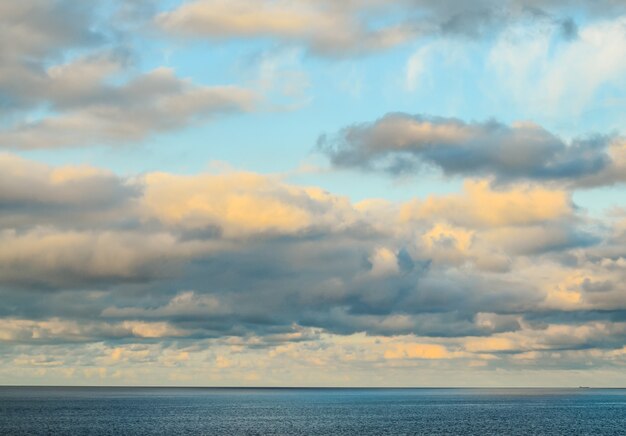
[1, 387, 625, 435]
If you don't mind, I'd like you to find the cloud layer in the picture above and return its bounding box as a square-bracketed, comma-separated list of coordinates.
[1, 0, 626, 387]
[2, 153, 626, 384]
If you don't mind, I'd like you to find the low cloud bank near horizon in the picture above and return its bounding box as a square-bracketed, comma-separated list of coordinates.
[1, 153, 626, 385]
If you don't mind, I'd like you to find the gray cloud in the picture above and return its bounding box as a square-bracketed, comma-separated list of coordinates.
[0, 1, 108, 113]
[0, 154, 136, 226]
[0, 67, 257, 149]
[0, 2, 257, 149]
[0, 0, 102, 59]
[156, 0, 626, 57]
[0, 154, 625, 376]
[319, 113, 625, 186]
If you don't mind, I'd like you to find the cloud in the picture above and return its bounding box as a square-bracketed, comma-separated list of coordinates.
[319, 113, 625, 185]
[401, 16, 626, 134]
[383, 343, 462, 359]
[0, 1, 103, 57]
[102, 292, 226, 323]
[0, 227, 204, 288]
[1, 154, 626, 384]
[0, 67, 257, 149]
[0, 1, 110, 113]
[401, 180, 573, 228]
[156, 0, 626, 57]
[2, 1, 626, 386]
[0, 318, 188, 343]
[0, 2, 258, 149]
[156, 0, 424, 57]
[0, 154, 135, 223]
[488, 17, 626, 117]
[140, 171, 358, 237]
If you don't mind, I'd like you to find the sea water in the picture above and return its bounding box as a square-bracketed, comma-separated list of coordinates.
[1, 387, 625, 435]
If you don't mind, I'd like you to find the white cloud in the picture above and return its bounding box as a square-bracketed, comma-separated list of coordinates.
[488, 17, 626, 117]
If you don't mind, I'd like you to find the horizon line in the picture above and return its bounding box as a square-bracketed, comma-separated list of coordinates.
[1, 385, 622, 389]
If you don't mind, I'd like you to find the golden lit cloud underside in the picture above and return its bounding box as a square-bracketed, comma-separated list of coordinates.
[1, 153, 626, 385]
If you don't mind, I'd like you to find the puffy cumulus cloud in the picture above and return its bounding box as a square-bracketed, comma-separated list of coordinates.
[0, 227, 206, 288]
[0, 156, 364, 289]
[419, 223, 475, 265]
[2, 154, 626, 384]
[319, 113, 625, 186]
[368, 247, 401, 278]
[479, 224, 596, 256]
[140, 171, 358, 237]
[0, 154, 136, 229]
[577, 138, 626, 188]
[402, 180, 573, 228]
[156, 0, 626, 57]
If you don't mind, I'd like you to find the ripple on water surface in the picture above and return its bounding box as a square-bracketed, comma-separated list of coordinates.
[1, 387, 626, 435]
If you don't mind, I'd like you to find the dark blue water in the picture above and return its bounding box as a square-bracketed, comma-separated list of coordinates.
[1, 387, 625, 435]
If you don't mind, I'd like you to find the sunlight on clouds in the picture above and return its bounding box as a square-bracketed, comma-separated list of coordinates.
[141, 171, 356, 237]
[421, 223, 474, 265]
[402, 180, 572, 228]
[1, 0, 626, 389]
[543, 272, 584, 308]
[383, 343, 457, 360]
[464, 337, 517, 353]
[121, 321, 188, 339]
[156, 0, 421, 56]
[0, 228, 193, 286]
[49, 166, 114, 184]
[368, 247, 400, 277]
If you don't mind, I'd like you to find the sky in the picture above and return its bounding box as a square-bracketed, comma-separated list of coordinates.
[1, 0, 626, 387]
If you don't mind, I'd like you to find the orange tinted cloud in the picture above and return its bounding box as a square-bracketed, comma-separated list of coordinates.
[402, 179, 572, 228]
[141, 171, 356, 237]
[384, 343, 456, 360]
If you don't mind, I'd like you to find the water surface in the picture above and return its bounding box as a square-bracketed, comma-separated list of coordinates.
[1, 387, 625, 435]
